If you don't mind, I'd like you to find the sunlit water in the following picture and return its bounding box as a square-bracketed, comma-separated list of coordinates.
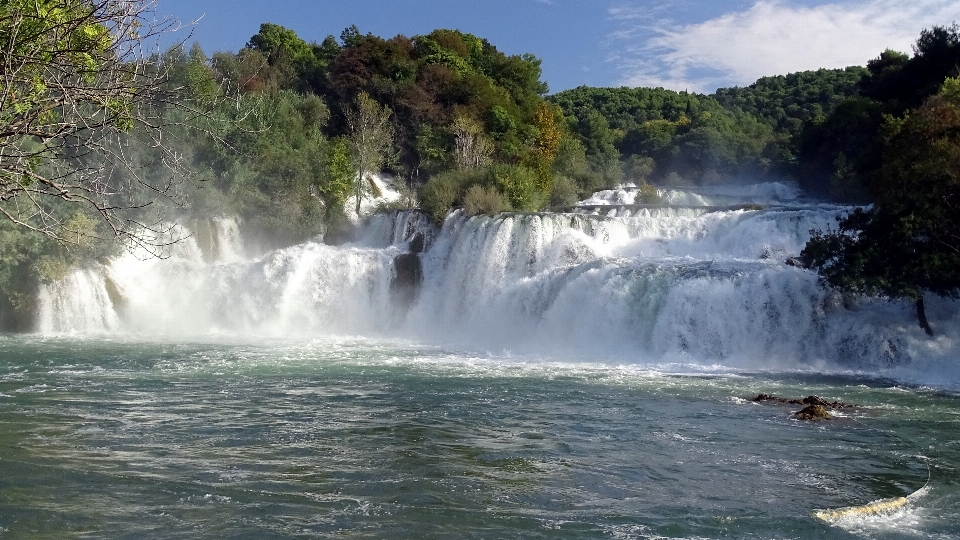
[1, 335, 958, 539]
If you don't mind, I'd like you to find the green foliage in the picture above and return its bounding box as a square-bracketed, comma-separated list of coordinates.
[184, 43, 222, 102]
[803, 77, 960, 334]
[549, 174, 579, 207]
[161, 24, 558, 234]
[797, 96, 884, 198]
[798, 25, 960, 199]
[0, 205, 119, 330]
[236, 23, 552, 177]
[419, 168, 486, 222]
[463, 185, 510, 216]
[861, 24, 960, 112]
[319, 137, 355, 221]
[623, 155, 655, 183]
[714, 67, 868, 139]
[418, 164, 548, 220]
[346, 92, 395, 215]
[492, 163, 542, 211]
[551, 85, 779, 185]
[636, 182, 662, 204]
[0, 0, 185, 241]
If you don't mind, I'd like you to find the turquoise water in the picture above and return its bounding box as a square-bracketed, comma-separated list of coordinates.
[1, 335, 957, 539]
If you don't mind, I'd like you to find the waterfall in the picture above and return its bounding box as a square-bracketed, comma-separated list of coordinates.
[34, 188, 960, 371]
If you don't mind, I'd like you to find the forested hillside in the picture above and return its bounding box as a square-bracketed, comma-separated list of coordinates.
[2, 12, 959, 331]
[548, 66, 869, 188]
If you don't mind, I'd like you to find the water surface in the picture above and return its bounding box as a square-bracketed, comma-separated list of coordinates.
[1, 335, 956, 539]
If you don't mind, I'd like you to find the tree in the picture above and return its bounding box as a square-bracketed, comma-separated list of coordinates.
[0, 0, 188, 251]
[318, 136, 354, 220]
[344, 92, 394, 215]
[530, 101, 562, 194]
[802, 77, 960, 335]
[450, 115, 492, 170]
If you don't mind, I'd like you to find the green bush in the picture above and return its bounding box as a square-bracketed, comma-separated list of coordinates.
[549, 174, 580, 207]
[636, 182, 662, 204]
[463, 185, 510, 216]
[491, 163, 544, 211]
[420, 171, 466, 222]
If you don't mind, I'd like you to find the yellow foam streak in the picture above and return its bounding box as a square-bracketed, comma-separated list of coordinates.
[814, 496, 908, 522]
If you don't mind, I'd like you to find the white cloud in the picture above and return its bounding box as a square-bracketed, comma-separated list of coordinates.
[611, 0, 960, 92]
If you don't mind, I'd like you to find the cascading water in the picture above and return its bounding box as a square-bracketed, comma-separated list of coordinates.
[35, 186, 960, 377]
[12, 184, 960, 538]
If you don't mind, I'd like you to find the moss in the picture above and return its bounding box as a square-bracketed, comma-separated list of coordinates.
[793, 404, 832, 421]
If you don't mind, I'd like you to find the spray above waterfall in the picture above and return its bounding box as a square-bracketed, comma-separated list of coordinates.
[34, 184, 960, 384]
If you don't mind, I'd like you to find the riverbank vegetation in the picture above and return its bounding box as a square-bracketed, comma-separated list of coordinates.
[0, 0, 957, 333]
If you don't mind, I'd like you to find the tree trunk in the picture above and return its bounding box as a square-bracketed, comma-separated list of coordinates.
[916, 295, 933, 336]
[355, 172, 363, 217]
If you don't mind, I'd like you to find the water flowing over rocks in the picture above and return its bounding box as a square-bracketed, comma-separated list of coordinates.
[31, 184, 960, 373]
[751, 394, 858, 421]
[390, 233, 426, 310]
[793, 404, 832, 421]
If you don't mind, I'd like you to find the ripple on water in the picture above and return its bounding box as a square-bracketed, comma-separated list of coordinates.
[0, 335, 957, 538]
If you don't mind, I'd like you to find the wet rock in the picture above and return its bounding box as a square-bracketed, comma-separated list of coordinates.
[787, 395, 855, 409]
[751, 393, 856, 414]
[752, 393, 788, 403]
[104, 276, 126, 311]
[793, 404, 832, 421]
[390, 253, 422, 308]
[785, 254, 812, 268]
[408, 232, 425, 254]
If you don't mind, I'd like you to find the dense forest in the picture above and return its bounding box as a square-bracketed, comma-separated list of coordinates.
[1, 4, 958, 332]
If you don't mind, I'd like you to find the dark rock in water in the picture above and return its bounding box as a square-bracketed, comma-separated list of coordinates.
[752, 394, 856, 410]
[104, 276, 126, 311]
[785, 254, 812, 268]
[390, 253, 422, 308]
[752, 393, 788, 403]
[408, 232, 425, 254]
[788, 395, 855, 409]
[793, 404, 832, 421]
[801, 395, 828, 406]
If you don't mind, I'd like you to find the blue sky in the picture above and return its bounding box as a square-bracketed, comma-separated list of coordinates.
[152, 0, 960, 94]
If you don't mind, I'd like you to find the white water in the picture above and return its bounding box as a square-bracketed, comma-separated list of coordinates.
[34, 185, 960, 387]
[577, 181, 804, 208]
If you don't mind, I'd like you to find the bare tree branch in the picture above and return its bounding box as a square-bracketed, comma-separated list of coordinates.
[0, 0, 204, 252]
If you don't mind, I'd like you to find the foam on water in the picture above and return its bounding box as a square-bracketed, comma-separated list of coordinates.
[32, 185, 960, 388]
[577, 181, 803, 207]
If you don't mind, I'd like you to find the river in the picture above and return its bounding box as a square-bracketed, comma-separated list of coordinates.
[3, 183, 958, 538]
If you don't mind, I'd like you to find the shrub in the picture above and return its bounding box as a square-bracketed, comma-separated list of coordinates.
[419, 168, 488, 222]
[550, 174, 580, 207]
[463, 185, 510, 216]
[491, 163, 544, 212]
[636, 182, 662, 204]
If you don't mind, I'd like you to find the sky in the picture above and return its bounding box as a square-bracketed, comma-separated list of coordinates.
[151, 0, 960, 94]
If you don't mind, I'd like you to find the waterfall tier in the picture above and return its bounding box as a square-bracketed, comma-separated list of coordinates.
[36, 190, 959, 372]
